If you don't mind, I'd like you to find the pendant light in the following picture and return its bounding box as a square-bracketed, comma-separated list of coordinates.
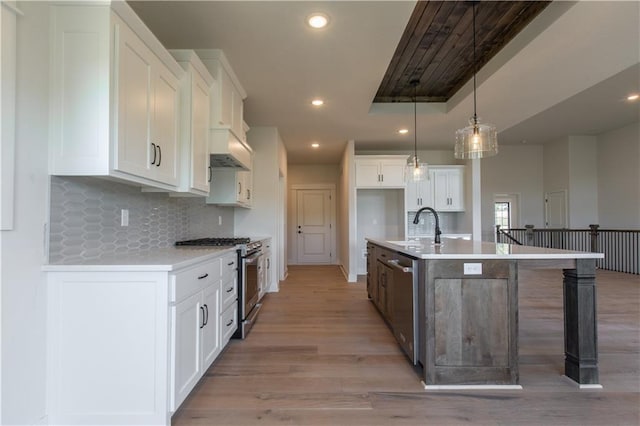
[454, 1, 498, 159]
[407, 79, 427, 181]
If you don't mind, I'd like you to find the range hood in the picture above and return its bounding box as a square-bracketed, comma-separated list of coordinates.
[209, 129, 252, 171]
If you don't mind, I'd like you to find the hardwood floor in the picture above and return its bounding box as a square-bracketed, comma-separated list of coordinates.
[172, 265, 640, 425]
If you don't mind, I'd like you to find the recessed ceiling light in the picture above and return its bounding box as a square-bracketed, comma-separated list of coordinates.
[311, 143, 320, 148]
[311, 99, 324, 106]
[307, 13, 329, 29]
[398, 129, 409, 134]
[627, 93, 639, 101]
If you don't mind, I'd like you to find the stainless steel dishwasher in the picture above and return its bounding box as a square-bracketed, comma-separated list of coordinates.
[387, 253, 418, 364]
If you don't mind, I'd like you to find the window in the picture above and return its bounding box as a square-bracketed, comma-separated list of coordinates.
[495, 201, 511, 229]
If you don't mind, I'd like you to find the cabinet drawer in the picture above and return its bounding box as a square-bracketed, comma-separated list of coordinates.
[220, 304, 238, 346]
[221, 251, 238, 279]
[171, 261, 221, 303]
[221, 275, 238, 312]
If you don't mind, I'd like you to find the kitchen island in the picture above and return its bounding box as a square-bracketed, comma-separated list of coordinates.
[366, 237, 604, 388]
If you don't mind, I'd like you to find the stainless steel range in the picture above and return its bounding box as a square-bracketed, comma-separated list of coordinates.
[175, 237, 263, 339]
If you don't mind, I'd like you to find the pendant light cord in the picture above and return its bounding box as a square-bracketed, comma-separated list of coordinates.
[414, 81, 418, 163]
[472, 1, 478, 125]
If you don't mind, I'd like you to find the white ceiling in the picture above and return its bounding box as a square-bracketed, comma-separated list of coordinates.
[129, 1, 640, 165]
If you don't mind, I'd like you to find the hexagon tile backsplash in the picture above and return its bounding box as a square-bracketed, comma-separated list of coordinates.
[49, 177, 233, 264]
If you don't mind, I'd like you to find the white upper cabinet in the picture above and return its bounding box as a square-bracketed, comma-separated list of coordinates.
[49, 2, 184, 190]
[195, 49, 252, 173]
[170, 50, 215, 195]
[206, 157, 254, 209]
[431, 166, 465, 211]
[355, 155, 407, 188]
[195, 49, 248, 143]
[406, 169, 433, 211]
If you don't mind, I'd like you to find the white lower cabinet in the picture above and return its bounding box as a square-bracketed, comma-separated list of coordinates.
[220, 251, 239, 346]
[45, 249, 238, 425]
[170, 258, 222, 411]
[46, 271, 171, 426]
[171, 280, 221, 411]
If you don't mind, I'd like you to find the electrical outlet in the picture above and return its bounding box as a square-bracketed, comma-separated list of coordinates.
[120, 209, 129, 227]
[218, 215, 222, 226]
[463, 263, 482, 275]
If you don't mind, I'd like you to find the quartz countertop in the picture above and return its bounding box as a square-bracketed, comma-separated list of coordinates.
[367, 237, 604, 260]
[43, 246, 237, 272]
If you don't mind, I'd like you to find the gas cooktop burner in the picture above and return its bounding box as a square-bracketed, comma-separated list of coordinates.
[175, 237, 251, 247]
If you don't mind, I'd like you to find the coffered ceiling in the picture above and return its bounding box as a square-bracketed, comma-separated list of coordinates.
[129, 1, 640, 164]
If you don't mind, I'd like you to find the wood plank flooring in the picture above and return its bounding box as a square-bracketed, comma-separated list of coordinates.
[172, 265, 640, 425]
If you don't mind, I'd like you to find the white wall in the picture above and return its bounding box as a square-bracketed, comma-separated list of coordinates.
[543, 137, 570, 196]
[287, 164, 339, 185]
[235, 127, 287, 292]
[568, 136, 598, 227]
[1, 2, 49, 423]
[338, 141, 356, 281]
[543, 135, 600, 228]
[597, 122, 640, 228]
[356, 189, 404, 274]
[481, 145, 545, 240]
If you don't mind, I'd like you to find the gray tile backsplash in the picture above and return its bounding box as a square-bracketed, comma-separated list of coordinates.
[49, 177, 234, 263]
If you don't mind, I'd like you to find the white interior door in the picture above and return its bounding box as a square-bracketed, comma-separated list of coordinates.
[296, 189, 332, 264]
[545, 190, 567, 228]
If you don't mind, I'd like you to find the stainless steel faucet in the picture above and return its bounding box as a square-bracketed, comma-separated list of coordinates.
[412, 207, 442, 244]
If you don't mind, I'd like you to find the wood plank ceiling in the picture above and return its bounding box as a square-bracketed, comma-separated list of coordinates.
[374, 1, 551, 103]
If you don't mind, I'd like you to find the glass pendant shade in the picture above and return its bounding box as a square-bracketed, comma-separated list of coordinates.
[406, 155, 427, 182]
[454, 117, 498, 159]
[454, 2, 498, 160]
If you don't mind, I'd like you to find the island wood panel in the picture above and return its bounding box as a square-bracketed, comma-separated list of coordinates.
[434, 278, 509, 366]
[424, 259, 518, 385]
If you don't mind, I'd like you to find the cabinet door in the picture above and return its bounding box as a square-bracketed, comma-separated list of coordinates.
[191, 70, 211, 192]
[232, 170, 252, 206]
[115, 23, 154, 178]
[218, 68, 233, 128]
[264, 252, 272, 294]
[355, 159, 381, 188]
[446, 169, 464, 211]
[406, 180, 420, 211]
[434, 169, 464, 211]
[379, 161, 406, 187]
[151, 65, 180, 185]
[231, 89, 244, 139]
[201, 283, 221, 371]
[172, 292, 202, 411]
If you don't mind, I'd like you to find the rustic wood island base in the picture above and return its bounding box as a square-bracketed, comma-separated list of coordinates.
[366, 238, 603, 388]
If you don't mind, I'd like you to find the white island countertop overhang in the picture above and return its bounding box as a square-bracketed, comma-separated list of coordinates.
[366, 237, 604, 261]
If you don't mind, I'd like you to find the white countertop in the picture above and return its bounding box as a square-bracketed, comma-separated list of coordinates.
[367, 237, 604, 260]
[43, 246, 237, 272]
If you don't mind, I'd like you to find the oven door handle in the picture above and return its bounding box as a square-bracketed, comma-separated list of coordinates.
[244, 251, 262, 263]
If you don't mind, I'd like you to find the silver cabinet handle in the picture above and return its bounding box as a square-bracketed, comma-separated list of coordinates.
[387, 259, 413, 273]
